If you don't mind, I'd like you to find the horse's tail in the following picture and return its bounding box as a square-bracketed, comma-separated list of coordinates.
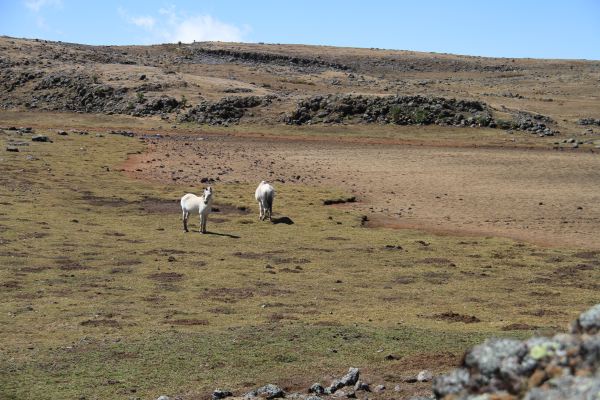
[265, 189, 274, 212]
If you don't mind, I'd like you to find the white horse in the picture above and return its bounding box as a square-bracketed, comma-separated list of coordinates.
[181, 187, 213, 233]
[255, 181, 275, 221]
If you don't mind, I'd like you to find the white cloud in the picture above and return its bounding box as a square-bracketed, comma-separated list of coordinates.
[167, 15, 244, 43]
[120, 5, 249, 43]
[24, 0, 62, 12]
[118, 6, 155, 30]
[131, 16, 156, 29]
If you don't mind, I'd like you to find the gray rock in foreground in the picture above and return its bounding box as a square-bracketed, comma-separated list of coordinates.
[308, 383, 324, 395]
[340, 368, 360, 386]
[244, 384, 285, 399]
[433, 304, 600, 399]
[212, 388, 233, 400]
[572, 303, 600, 334]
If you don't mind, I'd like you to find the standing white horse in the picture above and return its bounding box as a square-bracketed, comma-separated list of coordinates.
[255, 181, 275, 221]
[181, 187, 213, 233]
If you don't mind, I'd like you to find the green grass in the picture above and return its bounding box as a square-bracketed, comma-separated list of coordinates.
[1, 123, 598, 399]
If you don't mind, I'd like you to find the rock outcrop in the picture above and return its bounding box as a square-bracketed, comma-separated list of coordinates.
[433, 304, 600, 399]
[178, 95, 276, 125]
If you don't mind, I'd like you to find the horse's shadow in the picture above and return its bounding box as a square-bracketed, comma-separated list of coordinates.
[202, 231, 241, 239]
[271, 216, 294, 225]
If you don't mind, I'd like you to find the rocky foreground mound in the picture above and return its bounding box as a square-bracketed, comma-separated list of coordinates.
[433, 304, 600, 400]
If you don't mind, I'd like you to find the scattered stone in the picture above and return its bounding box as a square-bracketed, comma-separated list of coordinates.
[432, 368, 469, 398]
[394, 384, 402, 392]
[354, 381, 370, 392]
[156, 396, 170, 400]
[340, 368, 360, 386]
[309, 383, 324, 395]
[416, 370, 433, 382]
[373, 384, 385, 393]
[578, 118, 600, 126]
[6, 146, 19, 152]
[571, 303, 600, 334]
[212, 389, 233, 400]
[31, 134, 52, 142]
[57, 130, 68, 135]
[325, 380, 343, 395]
[109, 130, 135, 137]
[244, 384, 285, 399]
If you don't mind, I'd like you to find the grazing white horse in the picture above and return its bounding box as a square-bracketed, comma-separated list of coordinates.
[181, 187, 213, 233]
[255, 181, 275, 221]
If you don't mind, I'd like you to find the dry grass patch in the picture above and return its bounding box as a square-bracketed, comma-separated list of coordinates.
[0, 121, 599, 399]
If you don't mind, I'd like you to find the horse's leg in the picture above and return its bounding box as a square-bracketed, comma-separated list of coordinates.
[258, 202, 264, 221]
[182, 210, 189, 232]
[202, 213, 207, 233]
[268, 205, 272, 221]
[199, 213, 204, 233]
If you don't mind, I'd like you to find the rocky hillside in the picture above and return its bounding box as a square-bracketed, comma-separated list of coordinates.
[1, 36, 599, 135]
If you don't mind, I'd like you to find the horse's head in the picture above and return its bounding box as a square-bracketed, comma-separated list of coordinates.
[203, 186, 213, 205]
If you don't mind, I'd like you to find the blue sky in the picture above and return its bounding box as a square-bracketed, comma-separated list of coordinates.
[1, 0, 599, 59]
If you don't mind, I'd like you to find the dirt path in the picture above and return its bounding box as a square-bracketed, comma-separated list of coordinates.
[125, 134, 600, 249]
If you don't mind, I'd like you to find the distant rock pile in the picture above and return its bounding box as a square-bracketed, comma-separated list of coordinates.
[0, 70, 182, 116]
[433, 304, 600, 399]
[130, 96, 181, 117]
[578, 118, 600, 126]
[178, 95, 276, 125]
[181, 47, 351, 73]
[284, 94, 493, 127]
[500, 111, 558, 136]
[284, 94, 560, 136]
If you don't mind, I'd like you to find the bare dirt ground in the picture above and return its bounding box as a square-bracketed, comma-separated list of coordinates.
[126, 132, 600, 249]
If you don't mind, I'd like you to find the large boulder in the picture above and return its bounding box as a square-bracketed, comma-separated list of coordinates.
[433, 304, 600, 399]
